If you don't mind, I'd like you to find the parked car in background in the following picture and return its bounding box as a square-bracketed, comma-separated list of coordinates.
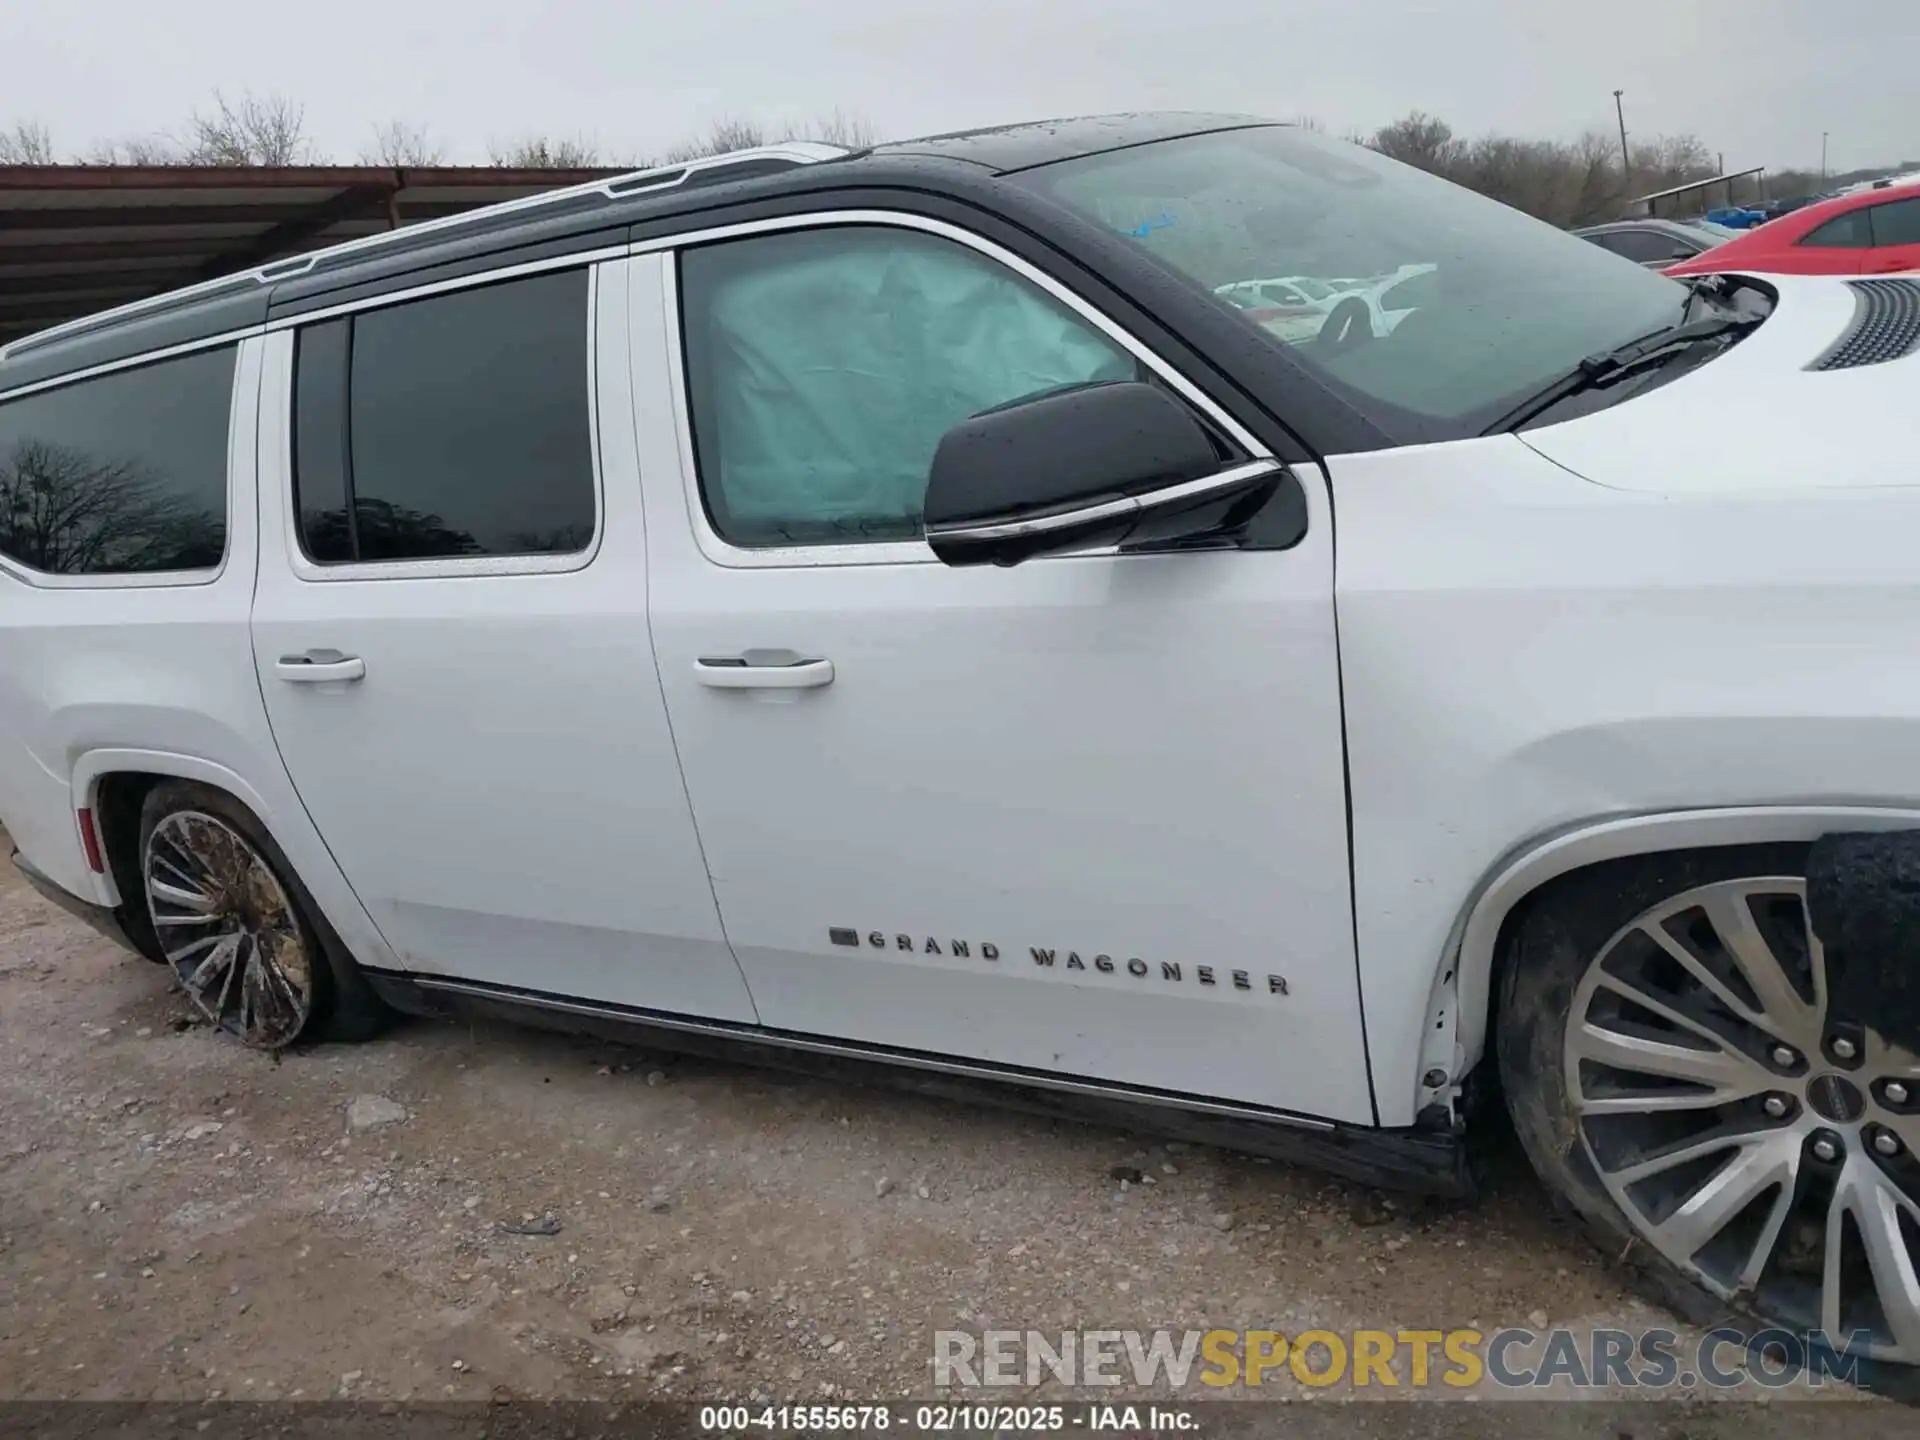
[1705, 205, 1768, 230]
[1573, 218, 1737, 268]
[1666, 181, 1920, 276]
[1759, 195, 1820, 222]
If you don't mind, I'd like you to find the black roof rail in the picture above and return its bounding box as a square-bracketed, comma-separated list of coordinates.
[0, 142, 848, 360]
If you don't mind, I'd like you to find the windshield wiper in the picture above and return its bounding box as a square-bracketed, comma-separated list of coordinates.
[1483, 313, 1763, 434]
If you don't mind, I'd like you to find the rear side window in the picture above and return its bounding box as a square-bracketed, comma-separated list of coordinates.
[0, 345, 234, 576]
[1867, 197, 1920, 247]
[292, 269, 596, 564]
[1800, 210, 1873, 248]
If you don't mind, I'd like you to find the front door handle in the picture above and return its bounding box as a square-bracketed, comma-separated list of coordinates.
[275, 650, 366, 684]
[693, 650, 834, 690]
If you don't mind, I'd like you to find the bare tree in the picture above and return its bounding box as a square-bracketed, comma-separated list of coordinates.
[0, 439, 221, 574]
[1365, 109, 1719, 225]
[183, 91, 315, 166]
[1371, 112, 1460, 174]
[1560, 130, 1628, 224]
[661, 117, 769, 163]
[0, 120, 55, 165]
[794, 109, 877, 149]
[488, 135, 602, 167]
[363, 120, 445, 167]
[660, 110, 879, 163]
[83, 134, 184, 166]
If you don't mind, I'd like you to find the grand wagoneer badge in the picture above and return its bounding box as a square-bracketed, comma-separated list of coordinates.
[828, 928, 1288, 997]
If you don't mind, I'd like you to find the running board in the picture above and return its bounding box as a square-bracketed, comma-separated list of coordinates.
[367, 970, 1472, 1198]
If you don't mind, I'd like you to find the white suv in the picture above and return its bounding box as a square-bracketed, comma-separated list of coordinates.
[5, 114, 1920, 1377]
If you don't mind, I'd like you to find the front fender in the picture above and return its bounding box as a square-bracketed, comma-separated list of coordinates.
[1442, 805, 1920, 1109]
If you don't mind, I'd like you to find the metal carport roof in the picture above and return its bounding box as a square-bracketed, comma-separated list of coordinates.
[0, 164, 625, 347]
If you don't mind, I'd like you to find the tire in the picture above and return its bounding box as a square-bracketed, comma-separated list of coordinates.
[1499, 844, 1920, 1396]
[136, 780, 391, 1048]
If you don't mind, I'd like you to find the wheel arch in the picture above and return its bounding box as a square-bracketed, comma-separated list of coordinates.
[73, 750, 286, 908]
[68, 746, 401, 978]
[1442, 805, 1920, 1112]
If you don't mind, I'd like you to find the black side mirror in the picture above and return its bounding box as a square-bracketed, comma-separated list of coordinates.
[923, 381, 1281, 567]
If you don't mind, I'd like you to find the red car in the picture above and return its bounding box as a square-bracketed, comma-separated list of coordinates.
[1664, 181, 1920, 277]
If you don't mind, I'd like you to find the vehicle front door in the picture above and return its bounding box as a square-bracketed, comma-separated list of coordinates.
[250, 260, 756, 1022]
[627, 217, 1370, 1123]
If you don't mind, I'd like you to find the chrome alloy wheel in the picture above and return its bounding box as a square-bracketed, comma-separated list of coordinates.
[1568, 876, 1920, 1362]
[141, 810, 314, 1049]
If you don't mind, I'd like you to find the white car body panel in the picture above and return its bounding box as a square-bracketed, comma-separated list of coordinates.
[1519, 275, 1911, 492]
[1332, 418, 1920, 1121]
[624, 247, 1372, 1122]
[245, 268, 757, 1023]
[0, 338, 400, 974]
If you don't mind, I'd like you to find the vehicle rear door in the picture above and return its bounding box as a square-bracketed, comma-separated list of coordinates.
[250, 257, 757, 1022]
[624, 216, 1371, 1123]
[1792, 208, 1873, 273]
[1864, 196, 1920, 274]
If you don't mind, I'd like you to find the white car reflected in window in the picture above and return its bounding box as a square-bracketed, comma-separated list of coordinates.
[1215, 262, 1438, 343]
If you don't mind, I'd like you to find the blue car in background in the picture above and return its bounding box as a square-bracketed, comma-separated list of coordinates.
[1704, 205, 1768, 229]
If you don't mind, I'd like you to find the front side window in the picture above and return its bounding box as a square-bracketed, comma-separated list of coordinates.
[0, 346, 233, 576]
[292, 268, 596, 564]
[679, 226, 1135, 547]
[1018, 126, 1697, 432]
[1800, 209, 1873, 248]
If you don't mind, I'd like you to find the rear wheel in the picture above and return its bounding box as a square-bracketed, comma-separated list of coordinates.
[137, 781, 389, 1048]
[1500, 846, 1920, 1378]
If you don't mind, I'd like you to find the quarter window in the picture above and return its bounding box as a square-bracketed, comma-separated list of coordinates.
[0, 346, 234, 576]
[292, 268, 596, 564]
[678, 226, 1136, 547]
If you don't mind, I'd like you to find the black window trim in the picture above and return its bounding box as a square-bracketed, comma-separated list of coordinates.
[0, 330, 247, 590]
[656, 208, 1290, 570]
[280, 256, 608, 583]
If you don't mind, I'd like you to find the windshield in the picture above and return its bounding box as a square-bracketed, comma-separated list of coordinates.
[1019, 126, 1692, 429]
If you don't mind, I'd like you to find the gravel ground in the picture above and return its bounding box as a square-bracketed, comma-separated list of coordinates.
[0, 834, 1902, 1435]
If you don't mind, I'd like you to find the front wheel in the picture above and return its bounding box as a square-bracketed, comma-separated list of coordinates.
[1499, 845, 1920, 1377]
[137, 781, 390, 1049]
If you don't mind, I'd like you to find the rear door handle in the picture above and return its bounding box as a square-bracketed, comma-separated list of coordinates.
[693, 650, 834, 690]
[275, 650, 366, 684]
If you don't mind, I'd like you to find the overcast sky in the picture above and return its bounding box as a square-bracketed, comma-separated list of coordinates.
[4, 0, 1913, 172]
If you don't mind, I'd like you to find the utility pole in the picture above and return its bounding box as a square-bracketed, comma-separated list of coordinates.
[1821, 131, 1829, 182]
[1614, 89, 1631, 186]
